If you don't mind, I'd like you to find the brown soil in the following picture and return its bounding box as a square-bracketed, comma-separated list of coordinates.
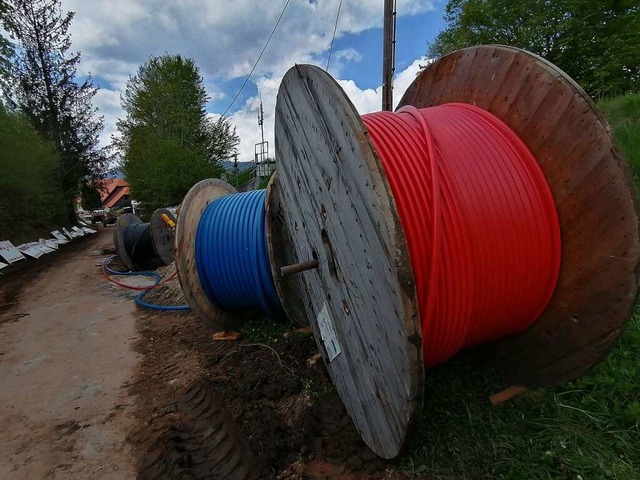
[0, 228, 138, 479]
[1, 228, 414, 479]
[127, 308, 411, 479]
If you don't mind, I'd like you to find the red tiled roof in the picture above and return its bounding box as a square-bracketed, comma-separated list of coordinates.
[99, 178, 129, 201]
[104, 186, 130, 208]
[99, 178, 130, 208]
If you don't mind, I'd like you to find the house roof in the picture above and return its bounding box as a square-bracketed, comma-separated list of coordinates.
[100, 178, 130, 208]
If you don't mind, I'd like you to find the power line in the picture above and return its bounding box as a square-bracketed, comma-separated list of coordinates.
[326, 0, 343, 72]
[220, 0, 291, 118]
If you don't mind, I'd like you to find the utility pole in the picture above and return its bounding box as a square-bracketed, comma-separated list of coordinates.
[382, 0, 396, 111]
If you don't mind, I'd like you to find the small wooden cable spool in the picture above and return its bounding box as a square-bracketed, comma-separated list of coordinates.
[175, 178, 248, 329]
[268, 45, 640, 458]
[113, 207, 177, 271]
[175, 177, 305, 329]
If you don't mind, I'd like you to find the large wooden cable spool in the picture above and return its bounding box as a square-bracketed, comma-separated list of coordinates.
[114, 213, 142, 271]
[269, 45, 640, 458]
[271, 64, 422, 459]
[149, 207, 177, 267]
[399, 45, 640, 387]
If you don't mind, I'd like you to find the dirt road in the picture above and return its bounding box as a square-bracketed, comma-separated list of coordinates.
[0, 228, 408, 479]
[0, 229, 138, 479]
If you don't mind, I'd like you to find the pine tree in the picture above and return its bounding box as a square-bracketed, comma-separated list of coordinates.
[0, 0, 107, 215]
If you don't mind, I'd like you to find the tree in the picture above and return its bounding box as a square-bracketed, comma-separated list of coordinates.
[0, 0, 107, 217]
[429, 0, 639, 97]
[0, 104, 67, 242]
[117, 54, 239, 210]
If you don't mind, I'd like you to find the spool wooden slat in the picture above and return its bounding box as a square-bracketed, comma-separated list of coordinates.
[272, 65, 423, 459]
[114, 213, 142, 271]
[265, 174, 309, 327]
[399, 45, 640, 387]
[149, 208, 176, 266]
[174, 179, 252, 330]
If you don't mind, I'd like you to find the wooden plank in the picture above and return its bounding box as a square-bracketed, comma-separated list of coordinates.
[489, 386, 528, 406]
[398, 45, 640, 388]
[273, 65, 423, 458]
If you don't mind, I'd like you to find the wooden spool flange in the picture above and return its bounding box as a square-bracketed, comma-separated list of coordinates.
[398, 45, 640, 387]
[271, 65, 422, 459]
[265, 173, 310, 327]
[270, 46, 640, 458]
[174, 178, 255, 330]
[149, 208, 177, 266]
[113, 213, 143, 271]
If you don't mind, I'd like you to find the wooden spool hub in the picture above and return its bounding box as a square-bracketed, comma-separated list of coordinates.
[113, 213, 143, 271]
[149, 207, 176, 266]
[175, 178, 253, 330]
[270, 45, 640, 458]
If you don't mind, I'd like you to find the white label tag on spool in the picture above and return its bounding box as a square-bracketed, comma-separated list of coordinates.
[317, 303, 341, 362]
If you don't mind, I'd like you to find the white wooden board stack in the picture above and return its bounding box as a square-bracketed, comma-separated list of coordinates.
[51, 231, 69, 243]
[40, 239, 59, 250]
[0, 241, 26, 263]
[18, 243, 46, 258]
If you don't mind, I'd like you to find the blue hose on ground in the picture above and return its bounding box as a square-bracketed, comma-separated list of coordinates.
[102, 255, 190, 311]
[135, 289, 190, 311]
[195, 189, 282, 318]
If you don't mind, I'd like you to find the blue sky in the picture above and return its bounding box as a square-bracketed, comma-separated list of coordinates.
[62, 0, 447, 160]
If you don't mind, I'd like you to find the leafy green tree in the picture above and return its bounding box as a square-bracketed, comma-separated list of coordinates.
[429, 0, 639, 97]
[117, 54, 239, 210]
[0, 0, 107, 217]
[0, 104, 67, 242]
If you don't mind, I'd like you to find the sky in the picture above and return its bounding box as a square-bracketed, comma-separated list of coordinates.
[61, 0, 447, 163]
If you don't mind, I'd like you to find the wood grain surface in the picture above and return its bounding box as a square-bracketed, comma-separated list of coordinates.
[274, 65, 423, 458]
[149, 208, 176, 266]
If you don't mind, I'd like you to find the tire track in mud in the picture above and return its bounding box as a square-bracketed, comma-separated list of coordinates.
[128, 311, 257, 480]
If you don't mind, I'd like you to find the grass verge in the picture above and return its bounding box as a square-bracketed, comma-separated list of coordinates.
[400, 93, 640, 479]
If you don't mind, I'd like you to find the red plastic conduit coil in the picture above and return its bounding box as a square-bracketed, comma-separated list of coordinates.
[362, 103, 561, 367]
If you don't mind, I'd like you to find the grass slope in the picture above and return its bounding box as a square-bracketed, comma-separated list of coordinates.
[599, 94, 640, 180]
[401, 94, 640, 479]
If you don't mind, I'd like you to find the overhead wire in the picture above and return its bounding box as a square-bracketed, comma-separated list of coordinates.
[220, 0, 292, 118]
[326, 0, 343, 72]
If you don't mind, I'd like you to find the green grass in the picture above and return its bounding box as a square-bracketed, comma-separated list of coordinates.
[238, 315, 297, 344]
[227, 167, 256, 188]
[400, 94, 640, 479]
[401, 314, 640, 479]
[599, 94, 640, 180]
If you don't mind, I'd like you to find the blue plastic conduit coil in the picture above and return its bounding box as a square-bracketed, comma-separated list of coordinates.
[103, 255, 190, 311]
[195, 189, 282, 317]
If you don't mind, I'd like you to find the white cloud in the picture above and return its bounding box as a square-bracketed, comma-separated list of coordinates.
[229, 56, 429, 163]
[92, 88, 122, 148]
[60, 0, 435, 160]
